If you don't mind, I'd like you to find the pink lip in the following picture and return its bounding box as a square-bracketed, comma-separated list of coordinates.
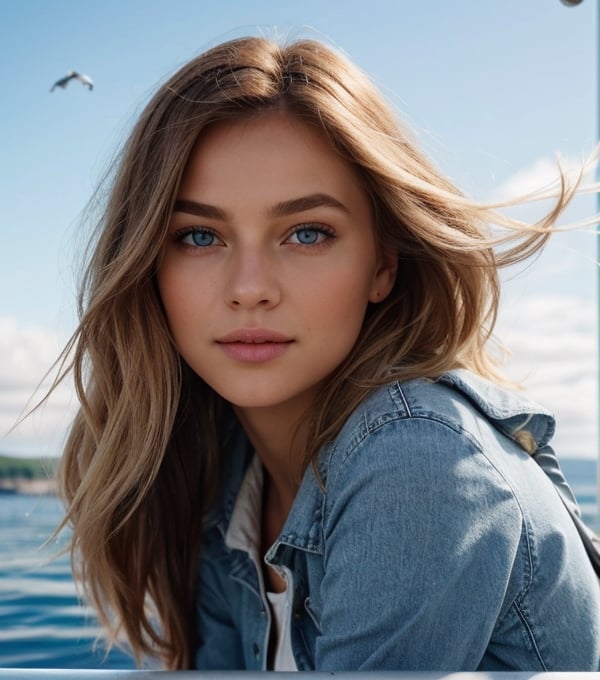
[216, 329, 294, 363]
[217, 329, 293, 344]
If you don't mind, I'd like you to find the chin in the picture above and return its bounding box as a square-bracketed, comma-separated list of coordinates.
[214, 385, 309, 412]
[225, 395, 287, 409]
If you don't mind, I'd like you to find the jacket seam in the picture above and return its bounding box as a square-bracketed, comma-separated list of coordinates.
[513, 599, 548, 671]
[327, 410, 483, 494]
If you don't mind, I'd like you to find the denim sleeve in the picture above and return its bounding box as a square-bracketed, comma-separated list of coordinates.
[316, 417, 524, 670]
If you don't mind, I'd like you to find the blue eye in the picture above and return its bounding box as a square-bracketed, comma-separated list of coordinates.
[295, 228, 320, 244]
[179, 229, 220, 247]
[288, 225, 333, 246]
[191, 230, 215, 246]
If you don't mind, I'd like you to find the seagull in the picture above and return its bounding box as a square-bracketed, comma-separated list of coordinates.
[50, 70, 94, 92]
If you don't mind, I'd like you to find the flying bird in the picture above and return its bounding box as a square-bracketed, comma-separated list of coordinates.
[50, 71, 94, 92]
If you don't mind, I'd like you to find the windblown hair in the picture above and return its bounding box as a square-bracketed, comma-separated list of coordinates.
[51, 36, 586, 668]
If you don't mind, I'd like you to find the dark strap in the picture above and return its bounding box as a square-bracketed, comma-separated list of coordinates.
[556, 497, 600, 577]
[531, 448, 600, 577]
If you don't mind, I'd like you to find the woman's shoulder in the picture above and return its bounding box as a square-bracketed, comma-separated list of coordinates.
[338, 368, 553, 442]
[319, 369, 555, 481]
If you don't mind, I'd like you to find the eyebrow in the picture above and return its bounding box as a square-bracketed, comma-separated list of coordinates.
[172, 200, 227, 220]
[269, 193, 350, 218]
[173, 193, 349, 220]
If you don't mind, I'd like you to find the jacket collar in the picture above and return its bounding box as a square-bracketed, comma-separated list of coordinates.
[437, 369, 555, 449]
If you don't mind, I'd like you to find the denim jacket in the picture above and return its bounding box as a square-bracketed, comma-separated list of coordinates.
[195, 369, 600, 671]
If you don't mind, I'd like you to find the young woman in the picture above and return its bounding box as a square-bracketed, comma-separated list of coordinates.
[51, 36, 600, 671]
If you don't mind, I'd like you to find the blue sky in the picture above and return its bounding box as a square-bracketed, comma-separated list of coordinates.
[0, 0, 598, 457]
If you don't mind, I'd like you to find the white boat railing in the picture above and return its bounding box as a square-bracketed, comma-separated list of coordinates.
[1, 671, 600, 679]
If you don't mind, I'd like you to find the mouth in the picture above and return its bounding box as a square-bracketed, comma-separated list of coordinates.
[216, 329, 294, 363]
[216, 329, 294, 344]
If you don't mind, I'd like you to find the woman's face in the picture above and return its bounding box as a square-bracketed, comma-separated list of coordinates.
[157, 111, 395, 415]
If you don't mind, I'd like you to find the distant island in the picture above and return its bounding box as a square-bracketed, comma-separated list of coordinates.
[0, 454, 59, 495]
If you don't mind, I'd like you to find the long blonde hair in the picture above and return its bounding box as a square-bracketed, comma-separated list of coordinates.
[50, 36, 588, 668]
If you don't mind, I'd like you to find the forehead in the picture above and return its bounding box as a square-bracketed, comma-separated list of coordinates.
[178, 111, 366, 205]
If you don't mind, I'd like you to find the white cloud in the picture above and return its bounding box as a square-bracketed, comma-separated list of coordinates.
[0, 318, 76, 457]
[492, 154, 594, 203]
[496, 294, 598, 460]
[491, 153, 598, 443]
[0, 318, 61, 387]
[489, 153, 598, 283]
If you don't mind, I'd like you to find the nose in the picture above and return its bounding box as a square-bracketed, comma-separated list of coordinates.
[225, 247, 281, 310]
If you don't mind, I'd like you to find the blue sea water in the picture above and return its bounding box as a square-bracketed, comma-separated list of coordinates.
[0, 494, 136, 669]
[0, 458, 598, 669]
[561, 458, 599, 531]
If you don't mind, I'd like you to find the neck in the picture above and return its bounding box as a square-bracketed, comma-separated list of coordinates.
[234, 401, 312, 594]
[233, 402, 307, 508]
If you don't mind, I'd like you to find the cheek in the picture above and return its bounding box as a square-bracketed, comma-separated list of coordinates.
[156, 267, 200, 335]
[309, 269, 373, 336]
[156, 270, 179, 324]
[324, 253, 377, 304]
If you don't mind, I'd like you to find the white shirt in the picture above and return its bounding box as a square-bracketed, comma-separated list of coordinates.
[224, 454, 297, 671]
